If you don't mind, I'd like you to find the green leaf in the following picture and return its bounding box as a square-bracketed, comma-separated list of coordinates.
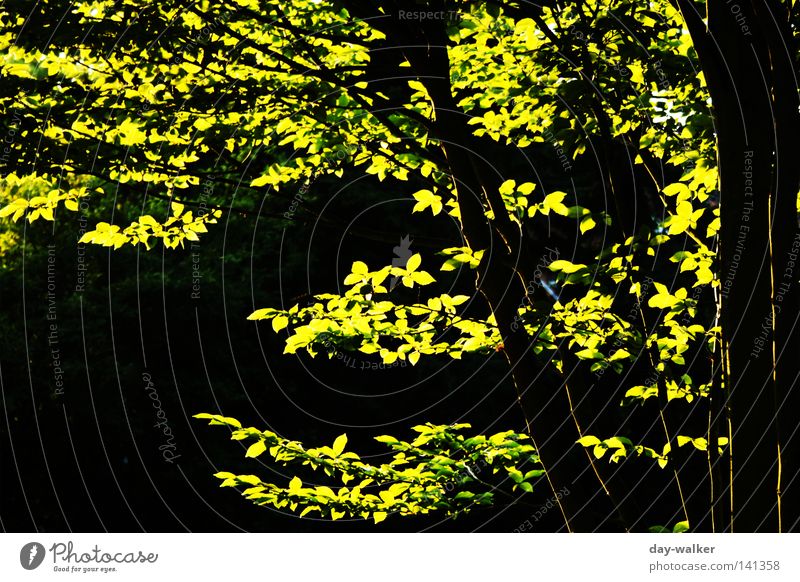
[373, 511, 387, 524]
[579, 216, 596, 233]
[412, 190, 443, 215]
[648, 292, 678, 309]
[245, 440, 267, 458]
[523, 469, 545, 480]
[663, 183, 690, 198]
[577, 435, 601, 447]
[549, 260, 587, 274]
[405, 253, 422, 272]
[271, 315, 289, 332]
[507, 467, 524, 483]
[575, 348, 603, 360]
[517, 182, 536, 195]
[331, 509, 345, 520]
[672, 520, 690, 533]
[411, 271, 436, 285]
[542, 191, 569, 216]
[499, 179, 516, 195]
[608, 349, 631, 362]
[238, 475, 261, 486]
[604, 437, 629, 449]
[332, 434, 348, 456]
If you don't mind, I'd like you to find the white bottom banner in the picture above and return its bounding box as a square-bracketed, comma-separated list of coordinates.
[1, 534, 798, 581]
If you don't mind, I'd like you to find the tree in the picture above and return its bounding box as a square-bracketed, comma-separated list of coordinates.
[2, 0, 798, 531]
[676, 0, 800, 534]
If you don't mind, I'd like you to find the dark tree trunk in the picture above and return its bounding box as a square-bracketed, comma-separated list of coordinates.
[678, 0, 800, 532]
[401, 16, 625, 533]
[341, 1, 622, 530]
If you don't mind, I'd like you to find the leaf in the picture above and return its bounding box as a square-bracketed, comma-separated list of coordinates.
[331, 509, 345, 520]
[672, 520, 690, 533]
[238, 475, 261, 486]
[0, 199, 27, 218]
[250, 175, 271, 188]
[248, 308, 274, 320]
[405, 253, 422, 272]
[193, 413, 241, 428]
[542, 191, 569, 216]
[440, 259, 459, 271]
[577, 435, 601, 447]
[609, 349, 631, 362]
[695, 267, 714, 286]
[579, 216, 596, 233]
[628, 63, 644, 84]
[299, 506, 319, 518]
[575, 348, 603, 360]
[706, 217, 721, 237]
[343, 273, 363, 285]
[604, 436, 630, 449]
[373, 511, 387, 524]
[499, 179, 516, 195]
[411, 271, 435, 285]
[663, 183, 690, 198]
[288, 476, 302, 492]
[667, 216, 691, 235]
[412, 189, 443, 215]
[524, 469, 545, 480]
[549, 260, 586, 274]
[609, 447, 627, 463]
[332, 434, 347, 456]
[517, 182, 536, 195]
[507, 467, 524, 483]
[245, 440, 267, 458]
[271, 315, 289, 332]
[648, 292, 678, 309]
[315, 486, 336, 499]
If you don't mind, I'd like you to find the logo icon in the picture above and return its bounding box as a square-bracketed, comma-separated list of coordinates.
[20, 542, 46, 570]
[389, 235, 414, 290]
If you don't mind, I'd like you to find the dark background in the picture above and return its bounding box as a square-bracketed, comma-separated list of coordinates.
[0, 167, 548, 533]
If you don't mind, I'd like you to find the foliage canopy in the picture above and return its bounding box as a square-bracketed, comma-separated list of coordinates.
[3, 0, 799, 532]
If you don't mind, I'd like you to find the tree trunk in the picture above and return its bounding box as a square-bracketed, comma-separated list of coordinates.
[396, 17, 621, 532]
[678, 0, 800, 532]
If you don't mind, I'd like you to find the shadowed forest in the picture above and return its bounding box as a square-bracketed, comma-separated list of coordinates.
[1, 0, 799, 533]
